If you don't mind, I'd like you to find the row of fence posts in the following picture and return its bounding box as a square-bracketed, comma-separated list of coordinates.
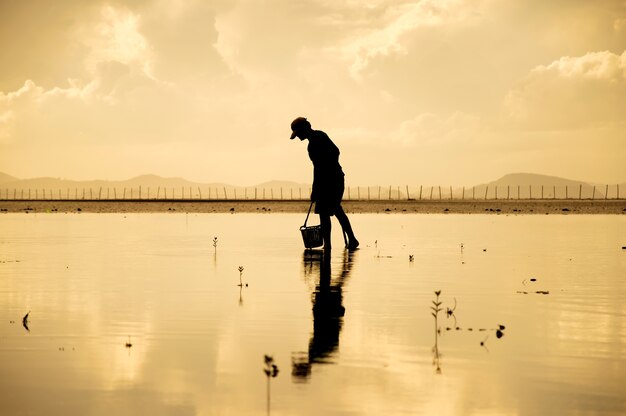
[0, 184, 622, 201]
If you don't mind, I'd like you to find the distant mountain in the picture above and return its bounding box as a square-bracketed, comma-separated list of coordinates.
[0, 172, 312, 199]
[475, 173, 619, 199]
[0, 172, 622, 199]
[0, 172, 17, 184]
[487, 173, 590, 187]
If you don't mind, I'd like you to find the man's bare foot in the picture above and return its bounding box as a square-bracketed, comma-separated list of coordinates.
[346, 239, 359, 250]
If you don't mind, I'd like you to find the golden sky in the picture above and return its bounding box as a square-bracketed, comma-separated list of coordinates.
[0, 0, 624, 185]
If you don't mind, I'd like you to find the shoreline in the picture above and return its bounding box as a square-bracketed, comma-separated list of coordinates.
[1, 199, 625, 215]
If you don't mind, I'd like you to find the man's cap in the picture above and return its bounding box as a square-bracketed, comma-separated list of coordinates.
[289, 117, 310, 140]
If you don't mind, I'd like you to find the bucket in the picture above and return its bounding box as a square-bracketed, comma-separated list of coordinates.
[300, 224, 323, 249]
[300, 202, 323, 249]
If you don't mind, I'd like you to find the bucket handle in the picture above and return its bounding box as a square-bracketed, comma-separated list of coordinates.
[303, 201, 314, 227]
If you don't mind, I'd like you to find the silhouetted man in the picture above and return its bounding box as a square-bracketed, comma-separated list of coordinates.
[290, 117, 358, 251]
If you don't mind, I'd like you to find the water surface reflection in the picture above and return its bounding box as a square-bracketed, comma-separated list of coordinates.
[0, 213, 624, 415]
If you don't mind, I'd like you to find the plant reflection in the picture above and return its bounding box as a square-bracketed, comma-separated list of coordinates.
[22, 311, 30, 332]
[292, 249, 356, 381]
[431, 291, 442, 374]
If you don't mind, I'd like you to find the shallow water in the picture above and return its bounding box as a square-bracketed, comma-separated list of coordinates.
[0, 213, 625, 415]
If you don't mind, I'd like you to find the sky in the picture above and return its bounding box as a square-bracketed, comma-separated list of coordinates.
[0, 0, 624, 186]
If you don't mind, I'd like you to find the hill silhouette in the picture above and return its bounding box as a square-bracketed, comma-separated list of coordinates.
[0, 172, 622, 199]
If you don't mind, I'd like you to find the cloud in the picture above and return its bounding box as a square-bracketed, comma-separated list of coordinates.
[79, 5, 156, 80]
[504, 50, 626, 130]
[391, 112, 480, 146]
[334, 0, 482, 80]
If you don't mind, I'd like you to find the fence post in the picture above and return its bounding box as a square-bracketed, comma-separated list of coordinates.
[462, 186, 465, 200]
[592, 186, 595, 199]
[507, 185, 510, 200]
[389, 185, 392, 200]
[198, 187, 202, 199]
[430, 186, 434, 200]
[420, 185, 423, 200]
[565, 186, 568, 200]
[541, 185, 543, 199]
[579, 184, 582, 200]
[472, 186, 475, 200]
[529, 185, 532, 200]
[618, 184, 620, 199]
[517, 185, 520, 200]
[449, 186, 452, 200]
[553, 185, 556, 199]
[495, 186, 498, 200]
[438, 186, 442, 200]
[484, 186, 488, 200]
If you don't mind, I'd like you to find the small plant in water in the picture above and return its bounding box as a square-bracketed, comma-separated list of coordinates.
[125, 336, 132, 348]
[431, 290, 442, 325]
[212, 236, 218, 251]
[409, 254, 414, 262]
[264, 355, 279, 415]
[238, 266, 245, 287]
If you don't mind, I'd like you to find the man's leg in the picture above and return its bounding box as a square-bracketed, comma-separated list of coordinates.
[335, 206, 359, 249]
[320, 214, 332, 251]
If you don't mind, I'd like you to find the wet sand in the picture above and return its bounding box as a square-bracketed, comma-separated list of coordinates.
[1, 199, 624, 214]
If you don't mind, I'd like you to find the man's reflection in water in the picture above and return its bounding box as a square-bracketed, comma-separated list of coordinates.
[292, 249, 356, 381]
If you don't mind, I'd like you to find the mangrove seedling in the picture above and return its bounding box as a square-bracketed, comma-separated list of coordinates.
[409, 254, 414, 262]
[431, 291, 442, 330]
[212, 236, 218, 251]
[238, 266, 245, 287]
